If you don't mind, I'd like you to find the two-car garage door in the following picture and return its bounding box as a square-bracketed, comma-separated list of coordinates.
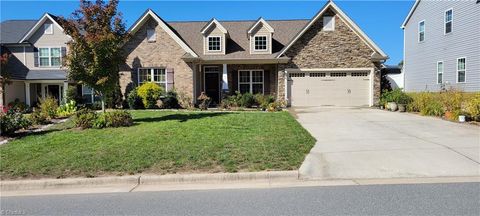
[287, 70, 371, 107]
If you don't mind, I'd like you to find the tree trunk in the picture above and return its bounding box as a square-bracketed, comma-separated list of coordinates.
[101, 97, 106, 113]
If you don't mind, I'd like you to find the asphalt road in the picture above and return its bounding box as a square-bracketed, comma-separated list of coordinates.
[1, 183, 479, 216]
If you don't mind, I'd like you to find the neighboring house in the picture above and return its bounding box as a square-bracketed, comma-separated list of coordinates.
[382, 65, 404, 89]
[0, 13, 70, 107]
[401, 0, 480, 92]
[120, 0, 388, 107]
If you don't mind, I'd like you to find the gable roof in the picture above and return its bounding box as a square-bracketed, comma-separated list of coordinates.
[0, 20, 37, 44]
[200, 18, 228, 35]
[169, 19, 308, 60]
[247, 17, 274, 36]
[19, 13, 67, 43]
[401, 0, 421, 29]
[128, 9, 198, 57]
[276, 0, 388, 59]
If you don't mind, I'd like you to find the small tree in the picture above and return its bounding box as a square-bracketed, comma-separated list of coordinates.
[0, 52, 11, 109]
[59, 0, 128, 112]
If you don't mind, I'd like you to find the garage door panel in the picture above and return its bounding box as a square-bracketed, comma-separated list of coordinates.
[289, 70, 370, 107]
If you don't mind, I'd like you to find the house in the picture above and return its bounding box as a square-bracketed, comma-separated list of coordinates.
[0, 13, 71, 107]
[401, 0, 480, 92]
[120, 0, 388, 107]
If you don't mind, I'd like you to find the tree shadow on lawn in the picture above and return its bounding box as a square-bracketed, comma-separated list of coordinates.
[134, 112, 236, 123]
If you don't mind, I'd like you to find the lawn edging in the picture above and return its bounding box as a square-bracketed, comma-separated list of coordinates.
[0, 171, 299, 192]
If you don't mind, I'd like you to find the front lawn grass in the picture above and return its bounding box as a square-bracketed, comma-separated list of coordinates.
[0, 110, 315, 179]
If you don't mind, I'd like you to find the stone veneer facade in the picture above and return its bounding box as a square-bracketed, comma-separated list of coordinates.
[277, 10, 382, 104]
[119, 16, 194, 97]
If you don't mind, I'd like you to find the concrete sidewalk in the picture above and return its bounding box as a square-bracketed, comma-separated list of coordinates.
[295, 107, 480, 180]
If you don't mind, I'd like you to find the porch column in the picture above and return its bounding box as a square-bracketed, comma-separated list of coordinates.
[222, 64, 228, 94]
[25, 82, 31, 106]
[63, 81, 68, 104]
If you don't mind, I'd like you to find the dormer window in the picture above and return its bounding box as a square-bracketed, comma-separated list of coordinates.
[323, 16, 335, 31]
[44, 23, 53, 34]
[254, 36, 268, 51]
[208, 36, 222, 51]
[147, 28, 156, 42]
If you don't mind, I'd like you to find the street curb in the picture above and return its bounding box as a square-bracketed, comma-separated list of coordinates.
[0, 175, 140, 191]
[0, 171, 298, 192]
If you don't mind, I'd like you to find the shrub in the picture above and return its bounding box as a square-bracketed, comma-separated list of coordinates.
[137, 82, 163, 109]
[56, 100, 77, 118]
[197, 92, 211, 110]
[422, 101, 444, 116]
[239, 93, 255, 108]
[73, 109, 97, 129]
[255, 94, 275, 110]
[162, 90, 179, 109]
[380, 89, 412, 106]
[267, 101, 283, 112]
[28, 108, 49, 125]
[102, 110, 133, 127]
[407, 92, 434, 113]
[178, 91, 194, 110]
[465, 93, 480, 121]
[0, 111, 30, 136]
[7, 98, 29, 113]
[440, 88, 463, 120]
[66, 85, 82, 105]
[39, 96, 58, 120]
[127, 89, 144, 109]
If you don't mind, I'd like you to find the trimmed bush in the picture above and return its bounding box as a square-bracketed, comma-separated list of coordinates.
[137, 82, 163, 109]
[73, 109, 97, 129]
[127, 89, 144, 109]
[0, 111, 30, 136]
[255, 94, 275, 110]
[162, 90, 179, 109]
[39, 96, 59, 120]
[239, 93, 255, 108]
[102, 110, 133, 127]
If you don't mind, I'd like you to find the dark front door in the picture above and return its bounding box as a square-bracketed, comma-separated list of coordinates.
[205, 73, 220, 105]
[47, 85, 60, 103]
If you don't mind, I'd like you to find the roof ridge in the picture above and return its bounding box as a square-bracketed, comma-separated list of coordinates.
[167, 18, 310, 23]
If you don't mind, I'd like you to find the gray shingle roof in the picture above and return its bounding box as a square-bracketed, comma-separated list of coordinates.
[0, 20, 37, 44]
[168, 19, 309, 60]
[11, 69, 67, 80]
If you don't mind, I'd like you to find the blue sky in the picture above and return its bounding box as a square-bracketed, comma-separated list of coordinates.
[0, 0, 414, 64]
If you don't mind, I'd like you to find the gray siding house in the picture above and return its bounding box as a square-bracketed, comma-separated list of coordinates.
[402, 0, 480, 92]
[0, 13, 71, 107]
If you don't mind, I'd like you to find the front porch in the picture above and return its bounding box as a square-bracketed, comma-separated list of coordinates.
[25, 80, 68, 106]
[194, 63, 279, 105]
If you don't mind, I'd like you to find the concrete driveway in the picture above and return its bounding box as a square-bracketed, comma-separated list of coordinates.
[293, 107, 480, 180]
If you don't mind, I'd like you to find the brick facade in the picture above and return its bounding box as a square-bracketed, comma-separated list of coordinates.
[277, 10, 382, 104]
[119, 17, 194, 98]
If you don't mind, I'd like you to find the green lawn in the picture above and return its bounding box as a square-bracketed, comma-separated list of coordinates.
[0, 110, 315, 179]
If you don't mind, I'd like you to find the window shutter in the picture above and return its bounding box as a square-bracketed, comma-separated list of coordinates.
[61, 47, 67, 65]
[264, 70, 270, 95]
[33, 47, 39, 67]
[166, 68, 174, 91]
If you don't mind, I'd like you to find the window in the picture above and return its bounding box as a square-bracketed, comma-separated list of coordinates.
[457, 58, 466, 83]
[254, 36, 267, 51]
[208, 36, 221, 51]
[437, 61, 443, 84]
[138, 68, 167, 89]
[445, 9, 453, 34]
[418, 20, 425, 42]
[351, 72, 369, 77]
[238, 70, 264, 94]
[38, 47, 61, 67]
[330, 72, 347, 77]
[44, 23, 53, 34]
[82, 85, 94, 104]
[323, 16, 335, 31]
[310, 73, 326, 77]
[289, 73, 305, 78]
[147, 28, 156, 42]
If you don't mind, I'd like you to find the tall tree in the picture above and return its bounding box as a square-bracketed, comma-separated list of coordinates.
[59, 0, 128, 112]
[0, 52, 11, 109]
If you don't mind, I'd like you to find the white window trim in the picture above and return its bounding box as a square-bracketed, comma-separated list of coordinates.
[322, 16, 335, 31]
[418, 20, 425, 43]
[146, 28, 156, 42]
[238, 69, 264, 94]
[203, 66, 221, 100]
[82, 84, 95, 104]
[253, 35, 268, 51]
[44, 23, 53, 35]
[38, 47, 62, 68]
[444, 8, 453, 35]
[436, 61, 443, 84]
[207, 36, 222, 52]
[137, 68, 168, 89]
[456, 57, 466, 83]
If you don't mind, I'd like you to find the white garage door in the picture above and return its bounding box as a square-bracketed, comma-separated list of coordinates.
[288, 70, 371, 107]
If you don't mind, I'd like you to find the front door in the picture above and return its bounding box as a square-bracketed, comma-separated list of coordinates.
[47, 85, 60, 103]
[205, 73, 220, 105]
